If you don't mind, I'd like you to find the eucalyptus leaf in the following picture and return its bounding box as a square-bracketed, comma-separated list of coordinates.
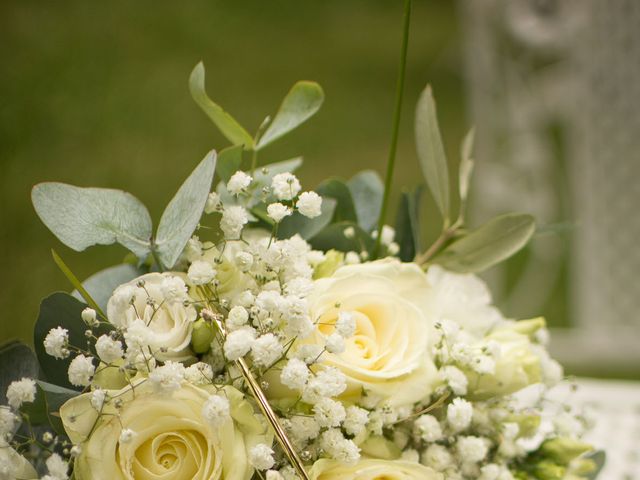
[415, 85, 450, 223]
[433, 213, 536, 273]
[154, 150, 217, 268]
[310, 221, 374, 253]
[277, 198, 336, 240]
[189, 62, 254, 148]
[347, 170, 384, 232]
[257, 81, 324, 150]
[216, 145, 244, 183]
[395, 186, 423, 261]
[22, 381, 78, 435]
[71, 264, 143, 314]
[34, 293, 111, 390]
[316, 178, 358, 223]
[32, 183, 153, 258]
[0, 342, 38, 405]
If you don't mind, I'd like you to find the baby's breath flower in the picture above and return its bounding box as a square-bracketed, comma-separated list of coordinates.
[95, 335, 124, 364]
[68, 355, 95, 387]
[456, 436, 488, 464]
[296, 191, 322, 218]
[249, 443, 275, 471]
[90, 389, 106, 411]
[325, 333, 345, 354]
[319, 429, 360, 464]
[204, 192, 221, 214]
[251, 333, 283, 368]
[422, 444, 453, 471]
[201, 394, 230, 427]
[184, 362, 214, 385]
[81, 308, 98, 327]
[335, 311, 356, 338]
[119, 428, 136, 444]
[227, 171, 252, 195]
[313, 397, 346, 428]
[447, 398, 473, 432]
[220, 206, 249, 239]
[271, 172, 301, 200]
[44, 327, 69, 359]
[148, 361, 185, 394]
[280, 358, 310, 391]
[45, 453, 68, 480]
[414, 414, 443, 442]
[6, 378, 36, 410]
[267, 202, 292, 223]
[343, 406, 369, 436]
[223, 327, 257, 361]
[440, 365, 468, 396]
[188, 260, 216, 285]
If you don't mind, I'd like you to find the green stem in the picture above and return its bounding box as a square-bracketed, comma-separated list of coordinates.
[373, 0, 412, 258]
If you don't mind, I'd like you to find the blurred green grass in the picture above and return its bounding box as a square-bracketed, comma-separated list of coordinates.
[0, 0, 466, 344]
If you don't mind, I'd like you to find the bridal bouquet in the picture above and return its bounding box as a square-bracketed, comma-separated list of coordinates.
[1, 8, 604, 480]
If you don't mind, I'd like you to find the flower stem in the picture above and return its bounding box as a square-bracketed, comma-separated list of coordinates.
[373, 0, 412, 258]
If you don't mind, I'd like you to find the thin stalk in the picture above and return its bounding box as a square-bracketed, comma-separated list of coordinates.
[373, 0, 412, 258]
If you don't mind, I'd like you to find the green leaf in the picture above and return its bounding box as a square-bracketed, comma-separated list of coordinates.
[257, 81, 324, 150]
[347, 170, 384, 232]
[0, 342, 38, 405]
[459, 127, 475, 207]
[310, 221, 374, 253]
[154, 150, 217, 268]
[22, 381, 78, 435]
[415, 85, 450, 223]
[189, 62, 254, 148]
[395, 186, 424, 261]
[432, 213, 535, 273]
[277, 198, 336, 240]
[583, 450, 606, 480]
[34, 293, 111, 390]
[316, 178, 358, 223]
[216, 145, 244, 183]
[71, 264, 143, 314]
[32, 183, 153, 258]
[52, 249, 105, 318]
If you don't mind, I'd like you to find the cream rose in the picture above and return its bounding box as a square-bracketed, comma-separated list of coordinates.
[60, 381, 268, 480]
[309, 459, 443, 480]
[305, 259, 438, 406]
[108, 273, 196, 361]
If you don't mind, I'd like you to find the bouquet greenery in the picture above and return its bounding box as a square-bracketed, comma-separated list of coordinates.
[1, 2, 604, 479]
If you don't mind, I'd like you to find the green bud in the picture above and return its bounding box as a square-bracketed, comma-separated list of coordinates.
[541, 438, 593, 465]
[313, 249, 344, 279]
[505, 317, 546, 338]
[508, 413, 541, 438]
[533, 460, 566, 480]
[191, 318, 215, 354]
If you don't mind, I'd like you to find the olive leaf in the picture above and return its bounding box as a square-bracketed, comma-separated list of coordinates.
[415, 85, 450, 223]
[216, 144, 244, 183]
[32, 183, 153, 259]
[458, 127, 475, 209]
[395, 186, 424, 261]
[257, 81, 324, 150]
[432, 213, 535, 273]
[347, 170, 384, 232]
[316, 178, 358, 223]
[189, 62, 254, 148]
[154, 150, 217, 268]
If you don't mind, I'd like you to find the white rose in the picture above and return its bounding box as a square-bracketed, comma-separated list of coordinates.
[309, 458, 443, 480]
[60, 381, 269, 480]
[303, 259, 438, 406]
[107, 273, 196, 361]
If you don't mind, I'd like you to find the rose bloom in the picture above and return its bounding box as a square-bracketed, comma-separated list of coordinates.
[108, 273, 196, 361]
[309, 459, 443, 480]
[306, 259, 438, 406]
[60, 381, 268, 480]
